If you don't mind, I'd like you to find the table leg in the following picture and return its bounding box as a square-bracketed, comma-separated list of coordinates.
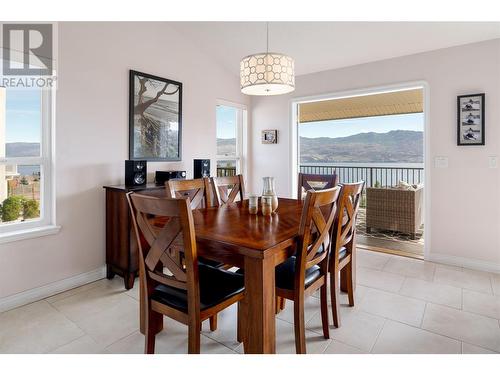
[243, 255, 276, 354]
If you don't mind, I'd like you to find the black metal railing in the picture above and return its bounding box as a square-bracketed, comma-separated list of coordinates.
[299, 164, 424, 188]
[217, 167, 237, 177]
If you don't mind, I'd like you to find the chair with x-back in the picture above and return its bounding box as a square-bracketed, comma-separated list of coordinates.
[166, 177, 214, 209]
[211, 174, 245, 206]
[297, 172, 338, 200]
[127, 193, 245, 354]
[329, 181, 364, 328]
[275, 186, 341, 353]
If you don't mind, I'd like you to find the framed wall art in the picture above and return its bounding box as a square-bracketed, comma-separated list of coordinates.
[129, 70, 182, 160]
[262, 129, 278, 144]
[457, 93, 485, 146]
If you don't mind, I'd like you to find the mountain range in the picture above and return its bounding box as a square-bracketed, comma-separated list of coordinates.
[300, 130, 423, 163]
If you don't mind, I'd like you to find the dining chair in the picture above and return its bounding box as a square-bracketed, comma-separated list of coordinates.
[211, 174, 245, 206]
[297, 172, 338, 200]
[275, 186, 341, 354]
[165, 177, 225, 331]
[166, 177, 214, 209]
[329, 181, 364, 328]
[127, 192, 245, 354]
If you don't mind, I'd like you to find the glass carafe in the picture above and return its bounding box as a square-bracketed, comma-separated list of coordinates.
[262, 177, 278, 212]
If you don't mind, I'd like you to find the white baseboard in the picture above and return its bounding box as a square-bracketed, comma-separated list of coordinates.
[0, 266, 106, 313]
[427, 252, 500, 274]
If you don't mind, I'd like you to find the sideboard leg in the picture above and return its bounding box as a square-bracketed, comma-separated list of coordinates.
[124, 272, 135, 290]
[106, 265, 115, 280]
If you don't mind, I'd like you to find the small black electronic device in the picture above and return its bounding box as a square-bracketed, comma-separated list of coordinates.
[155, 170, 187, 185]
[193, 159, 210, 178]
[125, 160, 147, 186]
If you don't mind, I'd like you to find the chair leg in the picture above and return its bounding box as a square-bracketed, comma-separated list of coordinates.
[320, 284, 330, 339]
[330, 270, 341, 328]
[209, 315, 218, 331]
[188, 319, 201, 354]
[346, 262, 355, 307]
[275, 297, 286, 314]
[144, 308, 162, 354]
[293, 298, 306, 354]
[280, 297, 286, 311]
[237, 299, 248, 352]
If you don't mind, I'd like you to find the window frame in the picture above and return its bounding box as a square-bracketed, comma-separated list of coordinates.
[215, 100, 248, 179]
[0, 83, 57, 241]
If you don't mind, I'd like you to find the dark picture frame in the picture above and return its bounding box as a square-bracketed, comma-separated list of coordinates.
[457, 93, 485, 146]
[129, 70, 183, 160]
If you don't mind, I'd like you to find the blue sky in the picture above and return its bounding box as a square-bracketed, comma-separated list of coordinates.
[216, 105, 237, 139]
[299, 112, 424, 138]
[5, 90, 41, 143]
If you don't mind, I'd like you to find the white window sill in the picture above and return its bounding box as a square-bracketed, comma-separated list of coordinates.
[0, 225, 61, 244]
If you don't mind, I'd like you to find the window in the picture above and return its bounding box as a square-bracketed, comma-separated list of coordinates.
[0, 85, 55, 238]
[216, 102, 247, 178]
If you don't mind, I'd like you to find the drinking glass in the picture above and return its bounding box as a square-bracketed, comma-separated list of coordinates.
[248, 195, 259, 214]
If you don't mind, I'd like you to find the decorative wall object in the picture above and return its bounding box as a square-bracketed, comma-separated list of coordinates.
[457, 93, 485, 146]
[129, 70, 182, 160]
[262, 129, 278, 144]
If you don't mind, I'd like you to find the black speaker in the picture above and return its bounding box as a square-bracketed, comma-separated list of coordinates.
[155, 170, 187, 185]
[125, 160, 147, 186]
[193, 159, 210, 178]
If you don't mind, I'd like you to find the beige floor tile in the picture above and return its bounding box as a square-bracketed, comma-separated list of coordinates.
[358, 288, 426, 327]
[201, 303, 241, 350]
[323, 340, 367, 354]
[307, 308, 385, 352]
[462, 342, 499, 354]
[371, 320, 460, 354]
[235, 319, 331, 354]
[125, 280, 140, 301]
[0, 301, 84, 353]
[49, 335, 106, 354]
[382, 257, 436, 281]
[399, 277, 462, 309]
[357, 267, 405, 293]
[276, 295, 322, 325]
[434, 265, 493, 294]
[491, 274, 500, 296]
[50, 280, 136, 323]
[106, 319, 236, 354]
[45, 280, 103, 304]
[356, 250, 391, 270]
[74, 296, 140, 347]
[422, 303, 500, 352]
[462, 290, 500, 320]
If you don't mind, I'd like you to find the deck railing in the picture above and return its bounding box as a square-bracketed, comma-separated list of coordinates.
[299, 164, 424, 188]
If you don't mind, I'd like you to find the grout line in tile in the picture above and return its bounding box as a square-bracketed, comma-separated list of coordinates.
[368, 317, 387, 353]
[419, 302, 428, 328]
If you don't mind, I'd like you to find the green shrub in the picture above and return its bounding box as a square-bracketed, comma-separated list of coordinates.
[23, 199, 39, 219]
[1, 196, 24, 222]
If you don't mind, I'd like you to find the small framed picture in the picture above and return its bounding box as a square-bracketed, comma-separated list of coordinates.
[262, 129, 278, 144]
[457, 93, 485, 146]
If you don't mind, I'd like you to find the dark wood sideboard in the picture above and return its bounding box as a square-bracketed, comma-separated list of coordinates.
[103, 184, 166, 289]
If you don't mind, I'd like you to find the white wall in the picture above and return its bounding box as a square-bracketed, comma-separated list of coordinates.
[0, 22, 250, 299]
[250, 39, 500, 270]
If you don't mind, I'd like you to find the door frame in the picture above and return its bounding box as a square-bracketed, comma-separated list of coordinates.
[289, 81, 431, 259]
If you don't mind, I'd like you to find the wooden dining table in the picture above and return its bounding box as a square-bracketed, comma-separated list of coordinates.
[191, 197, 356, 354]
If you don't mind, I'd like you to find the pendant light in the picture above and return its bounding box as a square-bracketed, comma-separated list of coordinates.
[240, 22, 295, 96]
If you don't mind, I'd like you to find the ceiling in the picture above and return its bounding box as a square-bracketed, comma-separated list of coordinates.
[171, 22, 500, 77]
[299, 88, 423, 123]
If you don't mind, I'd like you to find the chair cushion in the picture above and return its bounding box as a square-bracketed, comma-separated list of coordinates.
[275, 256, 321, 290]
[198, 257, 225, 268]
[151, 264, 244, 312]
